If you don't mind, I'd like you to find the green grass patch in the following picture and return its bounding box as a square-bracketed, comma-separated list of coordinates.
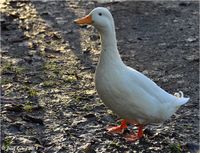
[1, 62, 13, 74]
[2, 137, 13, 152]
[169, 143, 182, 153]
[44, 61, 60, 74]
[1, 77, 12, 85]
[42, 80, 59, 87]
[62, 75, 77, 83]
[1, 62, 26, 75]
[28, 88, 38, 97]
[23, 102, 33, 112]
[109, 140, 120, 148]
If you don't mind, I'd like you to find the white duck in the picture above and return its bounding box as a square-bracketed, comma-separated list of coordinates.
[74, 7, 189, 141]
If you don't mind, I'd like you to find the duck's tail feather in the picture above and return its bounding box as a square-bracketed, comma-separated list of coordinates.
[174, 91, 190, 106]
[175, 97, 190, 106]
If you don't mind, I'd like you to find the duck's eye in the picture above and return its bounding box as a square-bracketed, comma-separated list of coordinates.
[98, 13, 102, 16]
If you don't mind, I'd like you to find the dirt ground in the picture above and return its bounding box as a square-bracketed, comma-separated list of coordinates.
[1, 0, 199, 153]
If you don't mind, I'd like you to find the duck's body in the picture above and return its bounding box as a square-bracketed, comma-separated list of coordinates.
[96, 59, 186, 124]
[74, 7, 189, 141]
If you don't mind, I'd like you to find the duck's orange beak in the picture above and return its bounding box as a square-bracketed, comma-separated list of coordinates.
[74, 15, 93, 25]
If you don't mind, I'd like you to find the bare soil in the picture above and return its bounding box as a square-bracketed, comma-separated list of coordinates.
[1, 0, 199, 153]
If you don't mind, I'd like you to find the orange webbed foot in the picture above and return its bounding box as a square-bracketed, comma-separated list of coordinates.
[107, 125, 125, 134]
[107, 119, 127, 134]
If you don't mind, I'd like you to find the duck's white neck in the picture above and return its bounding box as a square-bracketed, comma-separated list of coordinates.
[98, 25, 123, 65]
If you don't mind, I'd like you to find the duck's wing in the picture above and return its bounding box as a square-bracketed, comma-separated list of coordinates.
[125, 66, 189, 106]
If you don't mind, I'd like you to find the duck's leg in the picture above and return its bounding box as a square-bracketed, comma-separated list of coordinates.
[124, 125, 144, 141]
[107, 119, 127, 134]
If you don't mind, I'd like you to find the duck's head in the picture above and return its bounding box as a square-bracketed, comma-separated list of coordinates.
[74, 7, 114, 32]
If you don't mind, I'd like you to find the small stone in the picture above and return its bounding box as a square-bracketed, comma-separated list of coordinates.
[80, 143, 96, 153]
[179, 2, 191, 7]
[83, 48, 90, 54]
[185, 55, 199, 62]
[142, 70, 149, 75]
[186, 37, 198, 43]
[158, 42, 167, 46]
[173, 19, 179, 23]
[137, 37, 143, 41]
